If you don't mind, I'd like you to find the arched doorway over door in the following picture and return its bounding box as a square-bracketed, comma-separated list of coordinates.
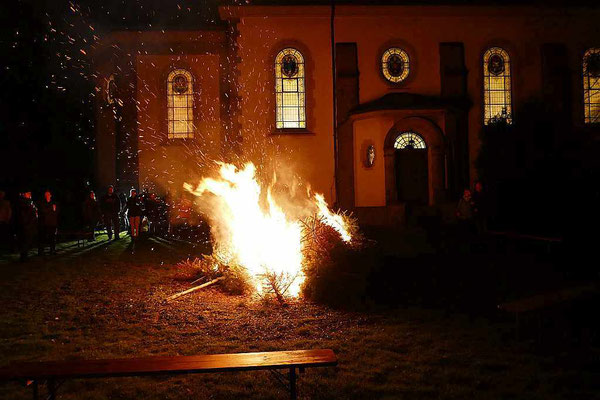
[393, 131, 428, 204]
[384, 116, 446, 206]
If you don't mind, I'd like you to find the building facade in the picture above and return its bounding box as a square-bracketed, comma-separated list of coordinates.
[94, 4, 600, 223]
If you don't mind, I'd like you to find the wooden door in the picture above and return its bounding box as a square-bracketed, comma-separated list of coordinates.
[395, 149, 428, 204]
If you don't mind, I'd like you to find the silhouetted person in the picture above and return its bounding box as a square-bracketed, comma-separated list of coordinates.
[126, 188, 143, 240]
[144, 192, 159, 235]
[16, 191, 37, 261]
[0, 191, 12, 252]
[158, 196, 170, 235]
[471, 181, 487, 234]
[101, 185, 121, 241]
[82, 191, 101, 241]
[164, 190, 173, 235]
[456, 189, 476, 252]
[456, 189, 474, 221]
[38, 190, 58, 255]
[118, 192, 128, 235]
[140, 187, 149, 205]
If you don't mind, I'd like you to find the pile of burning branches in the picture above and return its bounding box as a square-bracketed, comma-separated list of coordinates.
[168, 211, 361, 304]
[300, 211, 362, 274]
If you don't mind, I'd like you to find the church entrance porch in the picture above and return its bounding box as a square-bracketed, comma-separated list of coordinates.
[345, 94, 465, 225]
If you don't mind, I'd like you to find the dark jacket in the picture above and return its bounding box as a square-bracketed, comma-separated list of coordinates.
[144, 198, 159, 219]
[100, 193, 121, 216]
[38, 200, 58, 227]
[456, 198, 474, 220]
[17, 198, 37, 235]
[82, 197, 101, 224]
[471, 190, 486, 217]
[126, 196, 143, 217]
[0, 199, 11, 224]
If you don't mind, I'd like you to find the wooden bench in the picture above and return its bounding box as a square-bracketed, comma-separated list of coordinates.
[0, 349, 337, 400]
[498, 283, 599, 340]
[487, 230, 562, 253]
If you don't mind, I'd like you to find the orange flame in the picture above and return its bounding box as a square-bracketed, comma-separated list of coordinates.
[183, 162, 351, 298]
[314, 193, 352, 243]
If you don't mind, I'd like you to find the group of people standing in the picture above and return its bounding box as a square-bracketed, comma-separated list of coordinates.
[0, 189, 59, 261]
[82, 186, 167, 242]
[456, 181, 487, 234]
[81, 185, 122, 241]
[0, 185, 168, 261]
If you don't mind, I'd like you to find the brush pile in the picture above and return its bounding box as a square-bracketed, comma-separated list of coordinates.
[169, 211, 361, 304]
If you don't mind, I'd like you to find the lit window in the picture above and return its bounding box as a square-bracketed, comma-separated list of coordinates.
[167, 69, 195, 139]
[382, 48, 410, 83]
[275, 48, 306, 129]
[394, 131, 426, 149]
[483, 47, 512, 125]
[583, 48, 600, 124]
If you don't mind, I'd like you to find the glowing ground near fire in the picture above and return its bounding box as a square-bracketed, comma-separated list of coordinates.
[184, 162, 353, 298]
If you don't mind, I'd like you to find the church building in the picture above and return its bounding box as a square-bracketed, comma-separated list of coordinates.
[93, 3, 600, 224]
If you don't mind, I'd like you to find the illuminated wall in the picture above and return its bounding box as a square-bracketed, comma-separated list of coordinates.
[329, 5, 600, 190]
[95, 6, 599, 211]
[222, 8, 336, 203]
[135, 53, 222, 196]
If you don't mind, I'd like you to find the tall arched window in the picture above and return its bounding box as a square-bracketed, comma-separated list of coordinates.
[483, 47, 512, 125]
[167, 69, 195, 139]
[583, 48, 600, 124]
[275, 48, 306, 129]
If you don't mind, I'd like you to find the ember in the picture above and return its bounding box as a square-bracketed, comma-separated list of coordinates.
[183, 162, 354, 299]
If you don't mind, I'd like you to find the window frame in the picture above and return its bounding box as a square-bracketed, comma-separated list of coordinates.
[394, 131, 427, 150]
[482, 46, 513, 125]
[583, 47, 600, 125]
[274, 47, 308, 132]
[381, 47, 411, 85]
[166, 68, 196, 140]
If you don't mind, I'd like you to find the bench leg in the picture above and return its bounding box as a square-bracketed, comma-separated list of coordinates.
[32, 381, 38, 400]
[289, 368, 297, 400]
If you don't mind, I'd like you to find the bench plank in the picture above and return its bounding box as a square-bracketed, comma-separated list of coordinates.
[498, 283, 599, 313]
[1, 349, 337, 381]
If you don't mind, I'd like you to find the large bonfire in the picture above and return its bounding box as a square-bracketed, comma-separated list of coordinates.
[182, 162, 356, 300]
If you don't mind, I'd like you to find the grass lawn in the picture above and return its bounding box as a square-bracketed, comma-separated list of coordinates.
[0, 232, 598, 399]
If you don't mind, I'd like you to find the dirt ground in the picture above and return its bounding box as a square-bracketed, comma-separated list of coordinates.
[0, 233, 598, 399]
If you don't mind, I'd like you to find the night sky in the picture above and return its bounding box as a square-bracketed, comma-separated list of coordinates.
[0, 0, 222, 194]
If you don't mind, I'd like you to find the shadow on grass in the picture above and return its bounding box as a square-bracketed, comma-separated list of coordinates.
[304, 225, 600, 349]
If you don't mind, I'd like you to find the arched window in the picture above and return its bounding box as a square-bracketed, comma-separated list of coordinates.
[394, 131, 426, 149]
[275, 48, 306, 129]
[382, 47, 410, 83]
[167, 69, 195, 139]
[483, 47, 512, 125]
[583, 48, 600, 124]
